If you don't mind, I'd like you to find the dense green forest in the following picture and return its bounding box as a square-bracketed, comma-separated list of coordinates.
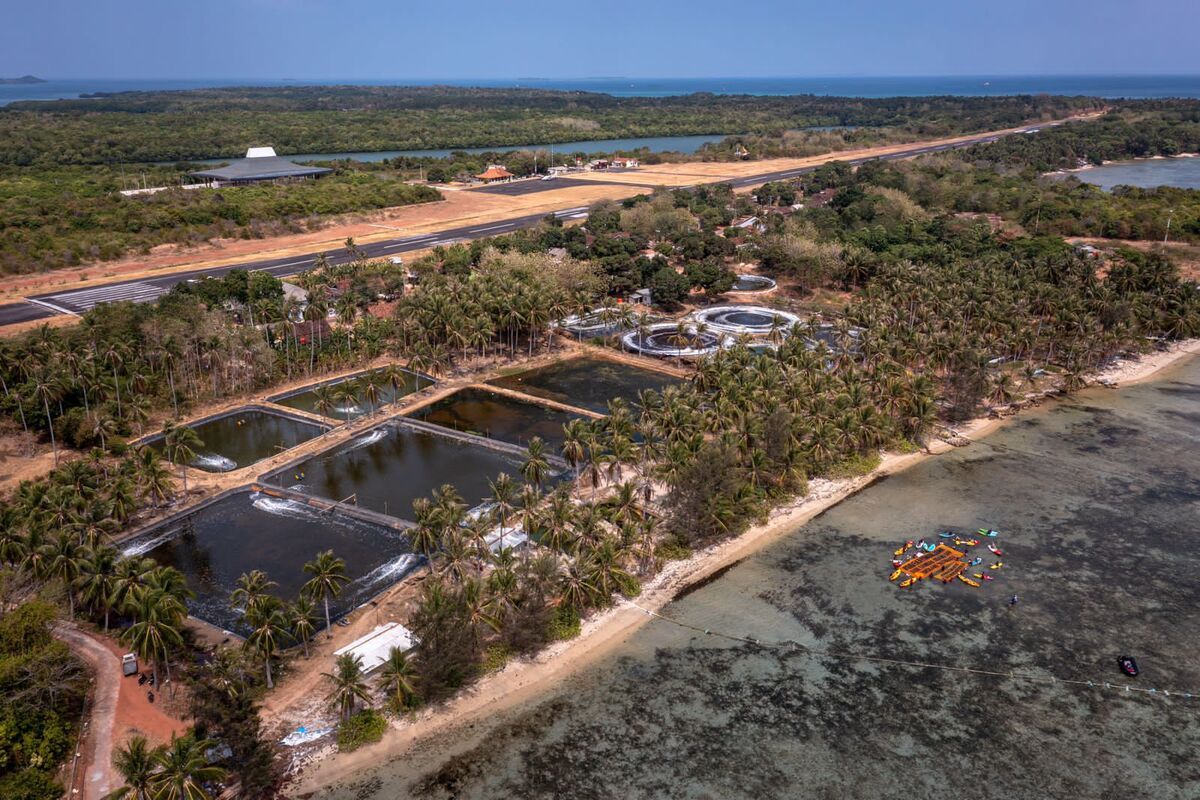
[0, 166, 439, 274]
[0, 88, 1100, 165]
[0, 598, 86, 800]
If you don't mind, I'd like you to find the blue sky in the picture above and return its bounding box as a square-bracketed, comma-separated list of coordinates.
[3, 0, 1198, 79]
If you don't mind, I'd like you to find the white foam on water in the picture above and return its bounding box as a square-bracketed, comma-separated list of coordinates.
[360, 553, 421, 588]
[344, 427, 388, 451]
[251, 493, 322, 522]
[334, 403, 364, 416]
[122, 527, 181, 557]
[193, 452, 237, 472]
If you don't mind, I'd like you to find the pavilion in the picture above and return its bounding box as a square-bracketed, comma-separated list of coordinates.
[190, 146, 332, 186]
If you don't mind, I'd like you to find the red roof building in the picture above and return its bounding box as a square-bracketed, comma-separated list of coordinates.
[475, 165, 514, 183]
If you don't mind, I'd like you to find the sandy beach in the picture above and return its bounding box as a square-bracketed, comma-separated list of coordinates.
[289, 338, 1199, 795]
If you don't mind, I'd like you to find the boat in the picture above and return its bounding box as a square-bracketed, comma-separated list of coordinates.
[989, 562, 1004, 570]
[916, 538, 927, 549]
[978, 528, 1000, 537]
[958, 575, 981, 587]
[939, 532, 955, 539]
[894, 540, 913, 556]
[889, 569, 904, 581]
[1118, 656, 1139, 677]
[923, 542, 937, 552]
[891, 559, 903, 568]
[968, 557, 983, 566]
[987, 544, 1003, 556]
[982, 574, 994, 581]
[899, 577, 915, 588]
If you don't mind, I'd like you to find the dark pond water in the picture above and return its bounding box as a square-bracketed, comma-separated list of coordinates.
[145, 408, 327, 472]
[409, 388, 581, 451]
[121, 491, 419, 634]
[266, 422, 526, 521]
[270, 368, 433, 421]
[489, 357, 682, 414]
[320, 356, 1200, 799]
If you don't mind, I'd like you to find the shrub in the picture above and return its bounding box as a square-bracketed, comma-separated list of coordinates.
[336, 709, 387, 753]
[546, 606, 581, 641]
[657, 540, 692, 561]
[480, 643, 511, 673]
[824, 452, 883, 480]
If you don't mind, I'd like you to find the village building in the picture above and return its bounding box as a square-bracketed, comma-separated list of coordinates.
[475, 165, 515, 183]
[190, 147, 332, 186]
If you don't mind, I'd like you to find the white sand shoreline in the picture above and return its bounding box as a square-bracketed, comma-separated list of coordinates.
[290, 339, 1199, 795]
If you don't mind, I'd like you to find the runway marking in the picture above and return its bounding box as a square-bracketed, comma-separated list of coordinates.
[25, 297, 79, 317]
[42, 281, 167, 312]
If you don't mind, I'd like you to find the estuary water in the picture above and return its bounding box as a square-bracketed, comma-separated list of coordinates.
[1074, 156, 1200, 191]
[316, 355, 1200, 799]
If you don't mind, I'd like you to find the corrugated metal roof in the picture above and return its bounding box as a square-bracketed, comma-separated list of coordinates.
[191, 156, 332, 182]
[333, 622, 417, 673]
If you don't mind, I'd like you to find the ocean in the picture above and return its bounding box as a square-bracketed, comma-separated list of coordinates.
[316, 355, 1200, 799]
[3, 75, 1200, 106]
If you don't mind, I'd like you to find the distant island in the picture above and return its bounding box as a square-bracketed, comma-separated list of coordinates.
[0, 75, 46, 85]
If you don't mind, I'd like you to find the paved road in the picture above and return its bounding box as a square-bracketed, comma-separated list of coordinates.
[0, 122, 1054, 327]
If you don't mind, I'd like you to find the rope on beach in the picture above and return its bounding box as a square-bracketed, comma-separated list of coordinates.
[625, 601, 1197, 704]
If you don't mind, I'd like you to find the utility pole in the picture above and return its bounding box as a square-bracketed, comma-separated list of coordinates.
[1163, 208, 1175, 246]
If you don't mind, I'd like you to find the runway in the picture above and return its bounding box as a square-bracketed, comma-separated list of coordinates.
[0, 123, 1051, 327]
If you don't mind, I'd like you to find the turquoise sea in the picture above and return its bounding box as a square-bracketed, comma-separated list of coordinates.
[3, 75, 1200, 106]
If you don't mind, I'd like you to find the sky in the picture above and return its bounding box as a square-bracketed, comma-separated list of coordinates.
[2, 0, 1198, 79]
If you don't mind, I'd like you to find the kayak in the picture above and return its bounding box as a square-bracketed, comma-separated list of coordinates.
[958, 575, 981, 587]
[939, 532, 955, 539]
[889, 569, 904, 581]
[891, 559, 903, 568]
[923, 542, 937, 552]
[982, 574, 994, 581]
[978, 528, 1000, 537]
[968, 557, 983, 567]
[973, 572, 985, 579]
[899, 577, 915, 588]
[989, 562, 1004, 570]
[987, 544, 1003, 556]
[1118, 656, 1139, 677]
[894, 540, 913, 556]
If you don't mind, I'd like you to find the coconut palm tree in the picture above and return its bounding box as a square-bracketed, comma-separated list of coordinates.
[244, 599, 290, 689]
[560, 419, 587, 479]
[107, 734, 162, 800]
[303, 550, 349, 638]
[323, 652, 372, 723]
[289, 597, 317, 658]
[230, 569, 276, 618]
[40, 532, 83, 618]
[31, 366, 63, 466]
[162, 422, 204, 494]
[377, 646, 417, 712]
[121, 589, 185, 689]
[77, 544, 120, 631]
[149, 733, 225, 800]
[488, 472, 518, 543]
[520, 437, 551, 491]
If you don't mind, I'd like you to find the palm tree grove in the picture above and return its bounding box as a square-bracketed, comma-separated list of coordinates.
[0, 79, 1196, 800]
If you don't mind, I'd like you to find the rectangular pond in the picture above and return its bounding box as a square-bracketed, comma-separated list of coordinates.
[145, 407, 328, 472]
[265, 422, 531, 521]
[269, 367, 434, 421]
[408, 387, 582, 450]
[488, 356, 682, 414]
[120, 490, 421, 634]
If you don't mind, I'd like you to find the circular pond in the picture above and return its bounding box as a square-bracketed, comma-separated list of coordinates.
[622, 323, 728, 357]
[731, 274, 776, 292]
[692, 305, 803, 335]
